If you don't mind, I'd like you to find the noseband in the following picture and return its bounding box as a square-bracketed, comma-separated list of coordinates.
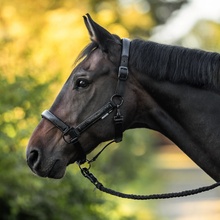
[41, 38, 131, 164]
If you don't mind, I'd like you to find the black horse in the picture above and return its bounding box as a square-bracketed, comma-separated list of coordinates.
[27, 14, 220, 182]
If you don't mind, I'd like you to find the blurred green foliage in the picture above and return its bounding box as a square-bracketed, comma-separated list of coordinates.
[1, 0, 220, 219]
[0, 150, 107, 220]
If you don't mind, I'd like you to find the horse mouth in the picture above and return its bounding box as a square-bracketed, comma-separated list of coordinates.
[47, 160, 66, 179]
[29, 159, 67, 179]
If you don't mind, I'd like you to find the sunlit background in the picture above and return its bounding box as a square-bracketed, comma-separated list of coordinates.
[1, 0, 220, 219]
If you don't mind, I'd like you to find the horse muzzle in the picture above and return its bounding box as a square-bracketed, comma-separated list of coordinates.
[26, 148, 67, 179]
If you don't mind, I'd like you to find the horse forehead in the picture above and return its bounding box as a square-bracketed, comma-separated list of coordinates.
[84, 49, 108, 71]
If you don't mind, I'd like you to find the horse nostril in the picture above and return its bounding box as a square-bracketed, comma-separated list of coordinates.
[27, 150, 39, 169]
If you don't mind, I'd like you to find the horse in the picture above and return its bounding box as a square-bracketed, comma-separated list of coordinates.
[26, 14, 220, 183]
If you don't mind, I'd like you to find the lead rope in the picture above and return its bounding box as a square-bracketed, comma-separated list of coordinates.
[78, 141, 220, 200]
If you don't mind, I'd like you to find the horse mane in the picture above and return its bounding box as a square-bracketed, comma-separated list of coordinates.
[130, 39, 220, 89]
[75, 39, 220, 89]
[75, 41, 98, 64]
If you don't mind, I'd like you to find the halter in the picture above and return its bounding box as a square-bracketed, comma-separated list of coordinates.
[41, 38, 131, 164]
[41, 38, 220, 200]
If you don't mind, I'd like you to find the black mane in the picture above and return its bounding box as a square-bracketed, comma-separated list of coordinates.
[130, 39, 220, 88]
[75, 41, 98, 64]
[75, 39, 220, 89]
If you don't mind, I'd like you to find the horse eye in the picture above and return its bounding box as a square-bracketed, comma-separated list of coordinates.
[76, 79, 89, 88]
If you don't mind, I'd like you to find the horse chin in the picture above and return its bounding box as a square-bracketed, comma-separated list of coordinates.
[32, 159, 67, 179]
[48, 154, 80, 179]
[47, 160, 67, 179]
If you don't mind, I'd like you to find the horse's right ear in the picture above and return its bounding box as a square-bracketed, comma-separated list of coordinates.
[83, 13, 120, 51]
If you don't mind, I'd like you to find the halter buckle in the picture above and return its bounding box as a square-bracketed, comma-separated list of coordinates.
[118, 66, 128, 80]
[63, 127, 80, 144]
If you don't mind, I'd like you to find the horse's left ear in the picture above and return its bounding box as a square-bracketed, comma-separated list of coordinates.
[83, 13, 120, 51]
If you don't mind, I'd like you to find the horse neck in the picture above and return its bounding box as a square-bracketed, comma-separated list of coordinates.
[130, 65, 220, 182]
[130, 39, 220, 89]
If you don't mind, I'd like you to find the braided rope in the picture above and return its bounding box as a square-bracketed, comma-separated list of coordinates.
[97, 181, 220, 200]
[80, 167, 220, 200]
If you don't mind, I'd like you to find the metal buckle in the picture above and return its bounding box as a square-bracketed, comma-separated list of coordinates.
[63, 134, 77, 144]
[118, 66, 128, 80]
[63, 127, 80, 144]
[111, 94, 124, 107]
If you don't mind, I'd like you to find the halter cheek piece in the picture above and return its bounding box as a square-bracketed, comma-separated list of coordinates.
[41, 38, 131, 164]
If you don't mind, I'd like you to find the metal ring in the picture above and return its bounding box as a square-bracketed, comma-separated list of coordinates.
[78, 159, 91, 170]
[111, 94, 124, 107]
[62, 134, 72, 144]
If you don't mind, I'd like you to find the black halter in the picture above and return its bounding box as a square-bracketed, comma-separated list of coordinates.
[41, 38, 131, 164]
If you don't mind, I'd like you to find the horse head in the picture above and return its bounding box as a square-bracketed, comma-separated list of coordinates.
[26, 14, 147, 178]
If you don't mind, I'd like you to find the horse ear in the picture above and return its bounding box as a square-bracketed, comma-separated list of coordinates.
[83, 13, 119, 51]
